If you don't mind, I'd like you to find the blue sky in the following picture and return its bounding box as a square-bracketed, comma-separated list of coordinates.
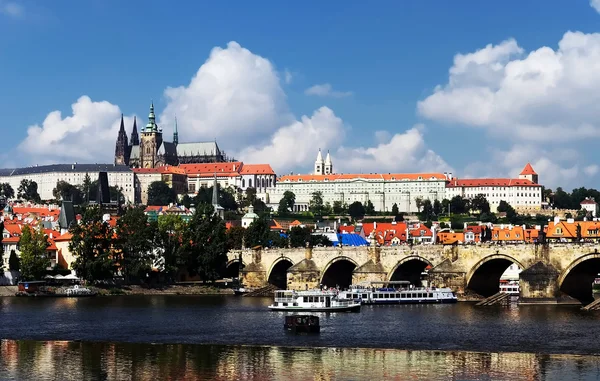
[1, 1, 600, 189]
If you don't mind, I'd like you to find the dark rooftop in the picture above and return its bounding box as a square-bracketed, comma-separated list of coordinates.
[0, 164, 132, 176]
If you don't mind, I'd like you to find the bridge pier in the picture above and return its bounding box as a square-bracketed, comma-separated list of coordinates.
[287, 248, 320, 290]
[352, 247, 387, 285]
[240, 249, 267, 289]
[428, 259, 469, 299]
[518, 261, 561, 304]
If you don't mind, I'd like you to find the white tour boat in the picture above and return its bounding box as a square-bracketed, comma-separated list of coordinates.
[499, 282, 520, 296]
[268, 290, 361, 312]
[338, 281, 457, 305]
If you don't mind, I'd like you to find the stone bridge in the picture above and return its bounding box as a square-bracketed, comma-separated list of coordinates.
[226, 244, 600, 304]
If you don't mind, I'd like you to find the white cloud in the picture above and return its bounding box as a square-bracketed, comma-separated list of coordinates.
[305, 83, 353, 98]
[18, 96, 136, 164]
[334, 125, 451, 174]
[239, 107, 345, 174]
[0, 1, 23, 17]
[584, 164, 599, 177]
[160, 41, 294, 150]
[591, 0, 600, 13]
[418, 32, 600, 141]
[461, 143, 582, 188]
[18, 41, 448, 179]
[284, 69, 293, 84]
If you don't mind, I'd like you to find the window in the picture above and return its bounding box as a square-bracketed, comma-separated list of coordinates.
[556, 227, 562, 234]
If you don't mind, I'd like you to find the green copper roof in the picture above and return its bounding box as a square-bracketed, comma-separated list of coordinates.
[145, 101, 158, 132]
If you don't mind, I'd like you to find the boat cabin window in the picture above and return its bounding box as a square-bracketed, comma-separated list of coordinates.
[362, 294, 368, 299]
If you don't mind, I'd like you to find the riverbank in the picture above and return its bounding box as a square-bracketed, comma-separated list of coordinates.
[0, 284, 234, 297]
[97, 285, 235, 296]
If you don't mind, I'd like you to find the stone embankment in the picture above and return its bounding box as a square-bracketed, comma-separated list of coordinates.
[0, 286, 17, 296]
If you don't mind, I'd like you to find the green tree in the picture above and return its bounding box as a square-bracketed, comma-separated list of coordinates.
[156, 214, 186, 282]
[226, 225, 246, 250]
[309, 191, 325, 216]
[433, 199, 442, 216]
[471, 194, 491, 214]
[289, 226, 312, 248]
[194, 185, 238, 211]
[348, 201, 366, 221]
[180, 207, 228, 281]
[310, 234, 333, 247]
[391, 203, 399, 216]
[441, 198, 451, 215]
[17, 179, 41, 202]
[243, 187, 257, 207]
[244, 217, 271, 248]
[364, 200, 375, 215]
[450, 195, 468, 214]
[420, 199, 434, 221]
[415, 197, 423, 213]
[277, 191, 296, 215]
[269, 231, 289, 248]
[332, 200, 347, 215]
[0, 183, 14, 199]
[81, 173, 93, 203]
[114, 207, 156, 283]
[53, 180, 84, 204]
[147, 181, 177, 206]
[552, 187, 571, 209]
[70, 206, 116, 283]
[18, 226, 50, 281]
[323, 201, 333, 215]
[8, 250, 19, 272]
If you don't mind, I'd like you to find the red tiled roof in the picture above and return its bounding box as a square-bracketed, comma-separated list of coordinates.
[180, 162, 242, 177]
[240, 164, 275, 175]
[54, 232, 73, 242]
[2, 236, 19, 243]
[278, 173, 446, 182]
[581, 199, 597, 205]
[520, 163, 537, 176]
[446, 178, 541, 188]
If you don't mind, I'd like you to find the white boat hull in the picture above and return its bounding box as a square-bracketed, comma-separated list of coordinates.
[268, 304, 361, 312]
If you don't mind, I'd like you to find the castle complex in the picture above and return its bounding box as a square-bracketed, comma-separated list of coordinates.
[114, 102, 231, 168]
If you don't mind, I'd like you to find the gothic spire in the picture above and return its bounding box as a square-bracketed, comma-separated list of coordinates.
[212, 173, 219, 205]
[173, 116, 179, 145]
[119, 113, 125, 132]
[130, 116, 139, 146]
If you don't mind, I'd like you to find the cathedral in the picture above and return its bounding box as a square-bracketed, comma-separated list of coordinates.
[114, 102, 231, 168]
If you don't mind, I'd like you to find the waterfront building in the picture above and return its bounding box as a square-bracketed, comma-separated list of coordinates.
[133, 166, 187, 205]
[0, 164, 135, 203]
[263, 150, 447, 213]
[114, 103, 232, 168]
[445, 164, 542, 212]
[580, 198, 598, 217]
[182, 162, 276, 196]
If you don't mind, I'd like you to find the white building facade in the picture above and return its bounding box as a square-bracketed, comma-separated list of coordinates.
[181, 162, 276, 198]
[444, 163, 542, 212]
[0, 164, 135, 203]
[263, 151, 446, 213]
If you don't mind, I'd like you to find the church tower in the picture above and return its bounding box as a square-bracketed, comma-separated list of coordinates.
[114, 114, 129, 165]
[173, 116, 179, 145]
[324, 150, 333, 175]
[519, 163, 538, 184]
[314, 149, 324, 175]
[140, 102, 163, 168]
[130, 116, 139, 146]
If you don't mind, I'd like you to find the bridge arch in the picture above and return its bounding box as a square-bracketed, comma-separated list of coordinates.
[267, 256, 295, 289]
[466, 254, 524, 298]
[558, 253, 600, 304]
[387, 256, 433, 286]
[320, 256, 359, 290]
[223, 259, 246, 279]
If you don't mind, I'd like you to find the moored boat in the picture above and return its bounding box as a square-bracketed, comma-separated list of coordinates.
[268, 290, 361, 312]
[339, 281, 457, 305]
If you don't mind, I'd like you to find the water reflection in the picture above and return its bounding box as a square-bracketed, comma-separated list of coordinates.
[2, 340, 600, 381]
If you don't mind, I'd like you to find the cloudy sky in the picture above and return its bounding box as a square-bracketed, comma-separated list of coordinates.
[1, 1, 600, 189]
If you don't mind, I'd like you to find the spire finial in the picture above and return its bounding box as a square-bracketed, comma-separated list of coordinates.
[173, 115, 179, 145]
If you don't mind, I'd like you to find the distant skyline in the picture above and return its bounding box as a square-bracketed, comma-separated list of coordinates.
[2, 1, 600, 189]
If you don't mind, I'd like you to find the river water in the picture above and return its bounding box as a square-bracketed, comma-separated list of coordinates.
[1, 295, 600, 380]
